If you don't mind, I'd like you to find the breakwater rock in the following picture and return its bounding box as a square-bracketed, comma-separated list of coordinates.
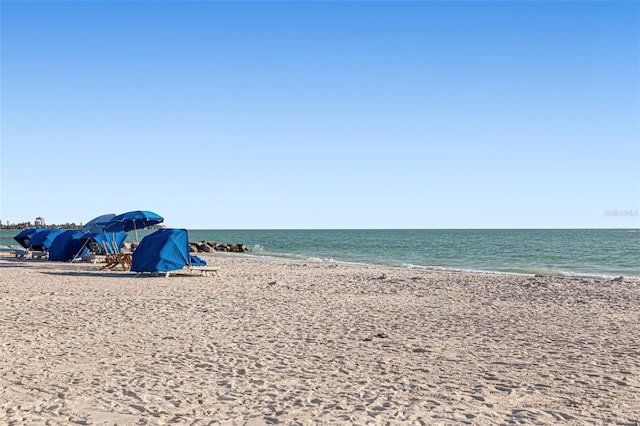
[121, 241, 248, 253]
[189, 241, 249, 253]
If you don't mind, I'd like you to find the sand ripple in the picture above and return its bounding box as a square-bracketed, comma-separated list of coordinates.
[1, 257, 639, 425]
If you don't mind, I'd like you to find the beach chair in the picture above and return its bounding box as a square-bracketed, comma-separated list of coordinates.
[100, 240, 132, 271]
[80, 239, 102, 263]
[0, 247, 28, 258]
[31, 251, 48, 260]
[149, 260, 220, 277]
[163, 255, 220, 277]
[14, 248, 28, 258]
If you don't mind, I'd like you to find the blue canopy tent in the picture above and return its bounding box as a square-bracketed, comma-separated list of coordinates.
[49, 230, 87, 261]
[13, 228, 45, 248]
[132, 228, 205, 274]
[27, 229, 65, 252]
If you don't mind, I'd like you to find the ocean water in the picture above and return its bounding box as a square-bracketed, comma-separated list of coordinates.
[2, 228, 636, 279]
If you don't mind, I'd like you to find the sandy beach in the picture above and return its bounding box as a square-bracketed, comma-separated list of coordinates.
[0, 254, 638, 425]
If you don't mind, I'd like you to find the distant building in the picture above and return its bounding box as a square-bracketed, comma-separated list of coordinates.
[35, 217, 45, 227]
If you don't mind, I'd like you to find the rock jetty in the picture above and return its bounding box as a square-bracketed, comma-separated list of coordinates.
[189, 241, 249, 253]
[121, 241, 248, 253]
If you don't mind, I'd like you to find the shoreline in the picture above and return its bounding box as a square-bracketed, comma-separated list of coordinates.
[2, 244, 639, 282]
[2, 246, 638, 282]
[213, 250, 640, 282]
[1, 255, 639, 424]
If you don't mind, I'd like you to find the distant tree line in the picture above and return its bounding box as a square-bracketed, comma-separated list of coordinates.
[0, 222, 165, 231]
[0, 222, 82, 230]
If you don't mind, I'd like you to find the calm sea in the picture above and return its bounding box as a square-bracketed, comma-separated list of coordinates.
[1, 229, 637, 279]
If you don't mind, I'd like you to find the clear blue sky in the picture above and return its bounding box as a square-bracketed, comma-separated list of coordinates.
[1, 1, 638, 229]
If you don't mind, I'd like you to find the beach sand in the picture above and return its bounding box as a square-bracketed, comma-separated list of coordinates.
[0, 254, 638, 425]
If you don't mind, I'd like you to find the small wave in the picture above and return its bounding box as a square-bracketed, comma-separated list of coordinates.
[210, 249, 639, 280]
[209, 238, 640, 280]
[399, 263, 638, 280]
[399, 263, 529, 276]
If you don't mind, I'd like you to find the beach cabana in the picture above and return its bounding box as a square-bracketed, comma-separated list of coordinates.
[131, 228, 190, 273]
[131, 229, 215, 276]
[27, 229, 65, 252]
[49, 230, 87, 261]
[13, 228, 45, 248]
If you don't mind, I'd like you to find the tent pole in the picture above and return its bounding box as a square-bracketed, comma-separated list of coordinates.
[71, 238, 90, 262]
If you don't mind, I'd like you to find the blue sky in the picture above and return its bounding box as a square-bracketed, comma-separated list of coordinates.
[1, 1, 638, 229]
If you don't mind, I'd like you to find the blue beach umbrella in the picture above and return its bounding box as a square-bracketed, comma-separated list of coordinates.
[103, 210, 164, 243]
[82, 213, 116, 233]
